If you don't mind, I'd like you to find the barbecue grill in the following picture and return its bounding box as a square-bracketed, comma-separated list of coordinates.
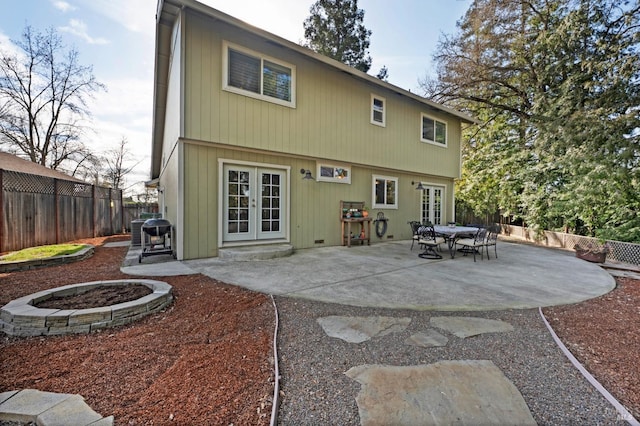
[138, 218, 175, 262]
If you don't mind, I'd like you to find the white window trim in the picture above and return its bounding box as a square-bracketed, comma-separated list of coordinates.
[372, 175, 398, 209]
[370, 94, 386, 127]
[420, 113, 447, 147]
[222, 40, 296, 108]
[316, 162, 351, 184]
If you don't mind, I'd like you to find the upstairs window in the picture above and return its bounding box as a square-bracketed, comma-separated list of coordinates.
[421, 113, 447, 146]
[371, 94, 386, 127]
[223, 41, 296, 107]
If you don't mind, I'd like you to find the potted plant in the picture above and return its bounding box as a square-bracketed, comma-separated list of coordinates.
[573, 242, 610, 263]
[362, 206, 369, 218]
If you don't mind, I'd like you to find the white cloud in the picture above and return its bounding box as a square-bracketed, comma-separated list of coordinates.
[52, 0, 76, 13]
[59, 19, 110, 45]
[85, 0, 155, 37]
[84, 77, 154, 184]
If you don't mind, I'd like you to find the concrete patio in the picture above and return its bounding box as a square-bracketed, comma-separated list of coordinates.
[122, 239, 616, 311]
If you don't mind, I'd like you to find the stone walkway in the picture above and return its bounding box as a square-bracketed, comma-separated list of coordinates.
[0, 389, 112, 425]
[316, 314, 536, 424]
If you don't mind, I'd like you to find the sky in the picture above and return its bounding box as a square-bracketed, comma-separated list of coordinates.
[0, 0, 471, 196]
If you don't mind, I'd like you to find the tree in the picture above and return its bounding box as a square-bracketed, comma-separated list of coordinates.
[103, 137, 139, 190]
[0, 25, 105, 171]
[423, 0, 640, 241]
[303, 0, 372, 72]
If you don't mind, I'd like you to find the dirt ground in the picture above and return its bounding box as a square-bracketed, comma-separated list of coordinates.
[0, 236, 274, 425]
[35, 284, 152, 310]
[1, 235, 638, 424]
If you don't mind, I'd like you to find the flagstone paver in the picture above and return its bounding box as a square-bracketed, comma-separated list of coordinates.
[405, 329, 449, 348]
[316, 316, 411, 343]
[345, 360, 537, 426]
[430, 316, 514, 338]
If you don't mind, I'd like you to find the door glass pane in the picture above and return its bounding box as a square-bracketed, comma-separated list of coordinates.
[227, 169, 250, 235]
[260, 172, 281, 234]
[434, 188, 442, 225]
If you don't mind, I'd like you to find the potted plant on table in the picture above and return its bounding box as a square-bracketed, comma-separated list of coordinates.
[573, 242, 610, 263]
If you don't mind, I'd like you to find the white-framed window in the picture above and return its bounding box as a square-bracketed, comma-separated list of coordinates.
[222, 41, 296, 108]
[317, 163, 351, 184]
[420, 113, 447, 146]
[371, 94, 385, 127]
[372, 175, 398, 209]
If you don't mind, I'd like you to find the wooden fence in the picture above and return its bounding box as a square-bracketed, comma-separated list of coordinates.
[0, 169, 124, 253]
[122, 203, 159, 232]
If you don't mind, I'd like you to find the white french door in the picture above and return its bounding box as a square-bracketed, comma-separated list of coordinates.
[420, 185, 444, 225]
[223, 164, 286, 242]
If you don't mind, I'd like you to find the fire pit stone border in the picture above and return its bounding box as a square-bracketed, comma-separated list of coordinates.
[0, 279, 173, 337]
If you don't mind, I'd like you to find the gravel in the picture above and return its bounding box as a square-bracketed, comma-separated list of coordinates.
[275, 297, 625, 425]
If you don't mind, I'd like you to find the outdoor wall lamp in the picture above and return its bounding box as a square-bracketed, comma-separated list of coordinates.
[412, 181, 425, 190]
[300, 169, 314, 180]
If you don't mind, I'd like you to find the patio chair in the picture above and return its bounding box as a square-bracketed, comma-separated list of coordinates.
[417, 224, 446, 259]
[484, 225, 500, 259]
[455, 227, 488, 262]
[408, 221, 422, 250]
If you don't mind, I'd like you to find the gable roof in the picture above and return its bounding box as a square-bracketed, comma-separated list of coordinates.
[152, 0, 476, 178]
[0, 152, 84, 183]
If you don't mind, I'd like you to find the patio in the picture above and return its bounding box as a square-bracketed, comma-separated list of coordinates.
[127, 240, 616, 311]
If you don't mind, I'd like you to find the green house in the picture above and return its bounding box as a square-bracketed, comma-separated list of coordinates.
[151, 0, 475, 260]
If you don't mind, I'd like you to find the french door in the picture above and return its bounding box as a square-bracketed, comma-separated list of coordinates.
[223, 164, 286, 242]
[420, 185, 444, 225]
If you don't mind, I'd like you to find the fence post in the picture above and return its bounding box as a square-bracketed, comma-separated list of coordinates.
[0, 169, 3, 253]
[109, 189, 113, 235]
[92, 185, 97, 237]
[119, 189, 124, 234]
[54, 178, 60, 244]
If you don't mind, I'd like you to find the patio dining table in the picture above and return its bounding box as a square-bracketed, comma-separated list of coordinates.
[433, 225, 479, 258]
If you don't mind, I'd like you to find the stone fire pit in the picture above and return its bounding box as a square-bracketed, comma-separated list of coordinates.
[0, 279, 173, 337]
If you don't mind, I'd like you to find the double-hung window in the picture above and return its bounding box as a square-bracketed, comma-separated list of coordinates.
[421, 113, 447, 146]
[223, 41, 296, 107]
[372, 175, 398, 209]
[371, 94, 385, 127]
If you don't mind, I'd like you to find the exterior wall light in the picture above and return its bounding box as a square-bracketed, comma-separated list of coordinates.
[300, 169, 314, 180]
[412, 181, 425, 190]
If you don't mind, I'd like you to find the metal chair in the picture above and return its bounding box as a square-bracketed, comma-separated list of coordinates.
[417, 224, 446, 259]
[484, 225, 500, 259]
[408, 221, 422, 250]
[455, 227, 488, 262]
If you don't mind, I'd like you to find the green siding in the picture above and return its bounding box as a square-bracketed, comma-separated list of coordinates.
[181, 142, 454, 259]
[182, 10, 462, 179]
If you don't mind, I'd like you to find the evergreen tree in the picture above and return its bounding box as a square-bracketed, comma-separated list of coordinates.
[424, 0, 640, 241]
[303, 0, 372, 72]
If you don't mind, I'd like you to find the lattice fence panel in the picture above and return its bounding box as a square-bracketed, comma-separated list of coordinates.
[503, 225, 640, 266]
[2, 171, 55, 194]
[96, 186, 112, 199]
[607, 241, 640, 265]
[57, 179, 93, 198]
[2, 169, 123, 251]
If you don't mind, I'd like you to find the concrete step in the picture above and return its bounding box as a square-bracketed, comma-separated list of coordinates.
[218, 243, 293, 261]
